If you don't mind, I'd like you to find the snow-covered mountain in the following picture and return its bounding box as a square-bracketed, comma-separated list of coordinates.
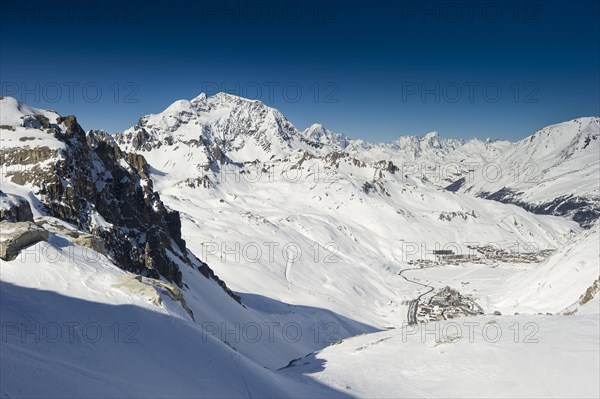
[115, 93, 327, 189]
[454, 118, 600, 228]
[110, 93, 590, 330]
[0, 96, 211, 288]
[0, 96, 373, 373]
[302, 123, 349, 149]
[1, 94, 598, 398]
[114, 92, 599, 228]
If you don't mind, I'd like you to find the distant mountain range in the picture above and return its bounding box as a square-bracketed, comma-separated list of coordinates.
[114, 92, 599, 228]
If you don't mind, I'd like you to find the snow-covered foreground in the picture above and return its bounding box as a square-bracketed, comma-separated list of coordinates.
[2, 219, 598, 398]
[3, 218, 597, 398]
[0, 231, 356, 398]
[3, 225, 598, 398]
[278, 226, 600, 398]
[281, 311, 600, 398]
[0, 236, 600, 398]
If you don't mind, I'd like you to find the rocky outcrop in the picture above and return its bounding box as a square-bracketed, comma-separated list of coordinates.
[362, 180, 390, 197]
[445, 177, 466, 192]
[579, 277, 600, 306]
[0, 221, 49, 260]
[0, 100, 241, 304]
[18, 121, 190, 286]
[35, 217, 106, 255]
[198, 261, 242, 304]
[176, 175, 214, 189]
[0, 191, 34, 222]
[113, 275, 195, 320]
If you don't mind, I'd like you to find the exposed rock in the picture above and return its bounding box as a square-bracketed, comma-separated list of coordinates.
[372, 160, 399, 174]
[579, 277, 600, 305]
[362, 180, 390, 197]
[1, 102, 242, 304]
[113, 275, 195, 320]
[37, 218, 107, 256]
[0, 221, 49, 260]
[198, 262, 242, 304]
[5, 121, 189, 285]
[74, 234, 106, 255]
[478, 188, 599, 229]
[165, 209, 186, 253]
[35, 215, 98, 244]
[438, 210, 477, 222]
[177, 175, 213, 189]
[0, 191, 34, 222]
[445, 177, 466, 192]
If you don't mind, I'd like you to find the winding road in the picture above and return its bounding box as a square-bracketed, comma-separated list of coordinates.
[398, 268, 435, 325]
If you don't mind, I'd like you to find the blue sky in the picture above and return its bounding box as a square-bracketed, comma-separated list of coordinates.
[1, 0, 598, 141]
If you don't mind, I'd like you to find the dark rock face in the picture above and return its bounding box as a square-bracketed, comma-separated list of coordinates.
[372, 160, 399, 174]
[198, 261, 242, 304]
[23, 118, 188, 285]
[445, 177, 466, 192]
[478, 188, 599, 229]
[362, 180, 390, 196]
[165, 209, 186, 253]
[1, 113, 241, 303]
[0, 191, 34, 222]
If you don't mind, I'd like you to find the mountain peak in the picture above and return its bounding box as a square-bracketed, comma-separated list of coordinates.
[189, 92, 264, 107]
[303, 123, 349, 149]
[0, 96, 60, 127]
[115, 91, 313, 168]
[422, 131, 439, 140]
[163, 99, 193, 115]
[192, 92, 207, 102]
[308, 123, 325, 130]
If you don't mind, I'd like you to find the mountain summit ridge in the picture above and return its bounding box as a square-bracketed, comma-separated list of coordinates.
[111, 93, 599, 227]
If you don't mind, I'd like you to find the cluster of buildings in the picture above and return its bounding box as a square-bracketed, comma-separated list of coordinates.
[416, 286, 484, 323]
[467, 245, 555, 264]
[406, 247, 555, 268]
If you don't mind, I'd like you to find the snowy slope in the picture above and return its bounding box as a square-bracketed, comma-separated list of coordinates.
[462, 118, 599, 201]
[2, 94, 598, 398]
[112, 94, 581, 330]
[486, 222, 600, 314]
[0, 97, 376, 371]
[0, 228, 348, 398]
[456, 118, 600, 227]
[281, 314, 600, 398]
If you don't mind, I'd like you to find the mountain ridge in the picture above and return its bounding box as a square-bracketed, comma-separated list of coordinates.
[111, 92, 600, 227]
